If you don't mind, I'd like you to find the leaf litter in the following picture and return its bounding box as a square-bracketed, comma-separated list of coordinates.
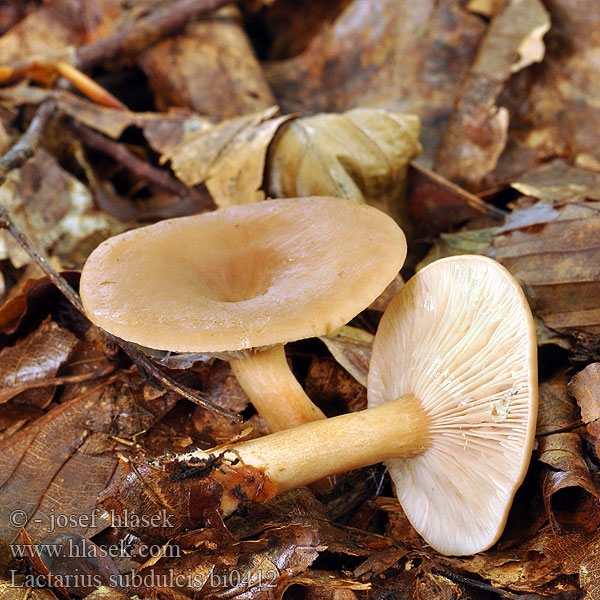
[1, 1, 600, 599]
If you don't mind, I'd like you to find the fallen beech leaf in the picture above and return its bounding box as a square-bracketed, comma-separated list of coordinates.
[83, 588, 133, 600]
[266, 109, 421, 230]
[0, 372, 176, 544]
[494, 200, 600, 359]
[0, 317, 77, 404]
[416, 228, 496, 270]
[139, 6, 275, 118]
[405, 163, 503, 239]
[536, 374, 600, 525]
[492, 0, 600, 186]
[569, 363, 600, 456]
[319, 326, 373, 388]
[165, 106, 293, 206]
[264, 0, 486, 165]
[512, 160, 600, 203]
[0, 148, 125, 270]
[434, 0, 550, 189]
[535, 529, 600, 600]
[0, 0, 120, 64]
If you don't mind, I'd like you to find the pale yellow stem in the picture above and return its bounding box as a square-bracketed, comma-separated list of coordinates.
[230, 344, 325, 433]
[183, 394, 430, 513]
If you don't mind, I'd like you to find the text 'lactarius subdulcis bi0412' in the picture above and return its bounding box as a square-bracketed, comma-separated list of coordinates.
[79, 196, 407, 433]
[169, 255, 538, 556]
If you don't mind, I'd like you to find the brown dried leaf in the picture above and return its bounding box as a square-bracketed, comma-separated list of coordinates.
[305, 357, 367, 415]
[434, 0, 550, 189]
[535, 529, 600, 600]
[493, 200, 600, 359]
[0, 371, 175, 544]
[492, 0, 600, 186]
[537, 371, 580, 436]
[319, 326, 373, 388]
[0, 0, 121, 63]
[83, 588, 133, 600]
[512, 160, 600, 203]
[266, 109, 421, 230]
[139, 6, 275, 118]
[0, 317, 77, 404]
[0, 148, 125, 270]
[570, 363, 600, 455]
[405, 164, 502, 239]
[265, 0, 486, 165]
[165, 106, 293, 206]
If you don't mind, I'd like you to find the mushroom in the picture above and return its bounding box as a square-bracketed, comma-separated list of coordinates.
[174, 255, 537, 555]
[80, 196, 407, 432]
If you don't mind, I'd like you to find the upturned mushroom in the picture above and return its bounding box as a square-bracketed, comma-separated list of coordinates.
[173, 255, 537, 555]
[80, 197, 407, 432]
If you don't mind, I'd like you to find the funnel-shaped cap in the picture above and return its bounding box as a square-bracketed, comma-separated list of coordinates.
[80, 197, 407, 353]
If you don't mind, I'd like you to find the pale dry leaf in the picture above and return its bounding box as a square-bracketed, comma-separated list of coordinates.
[165, 106, 293, 206]
[319, 326, 373, 387]
[266, 108, 421, 230]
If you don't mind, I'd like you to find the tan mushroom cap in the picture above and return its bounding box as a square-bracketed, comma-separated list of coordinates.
[368, 256, 537, 556]
[80, 197, 407, 353]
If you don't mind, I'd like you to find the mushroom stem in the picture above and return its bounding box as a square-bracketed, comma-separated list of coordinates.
[229, 344, 326, 432]
[183, 394, 430, 503]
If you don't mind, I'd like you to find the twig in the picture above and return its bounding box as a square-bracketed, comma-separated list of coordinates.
[0, 99, 56, 186]
[69, 120, 212, 207]
[431, 569, 521, 599]
[0, 102, 240, 422]
[76, 0, 236, 70]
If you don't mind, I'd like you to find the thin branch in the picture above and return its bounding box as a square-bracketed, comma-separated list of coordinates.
[0, 99, 56, 186]
[0, 102, 240, 422]
[69, 120, 212, 208]
[76, 0, 236, 70]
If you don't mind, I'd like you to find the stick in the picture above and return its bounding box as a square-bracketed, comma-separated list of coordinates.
[0, 102, 239, 421]
[76, 0, 236, 70]
[69, 120, 212, 208]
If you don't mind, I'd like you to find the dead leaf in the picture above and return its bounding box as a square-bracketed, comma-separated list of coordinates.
[305, 357, 367, 415]
[266, 109, 421, 230]
[570, 363, 600, 457]
[405, 163, 503, 239]
[0, 148, 126, 270]
[139, 6, 275, 118]
[434, 0, 550, 189]
[0, 317, 77, 404]
[264, 0, 486, 166]
[491, 0, 600, 186]
[494, 200, 600, 359]
[512, 160, 600, 203]
[319, 326, 373, 388]
[165, 106, 293, 206]
[0, 371, 175, 544]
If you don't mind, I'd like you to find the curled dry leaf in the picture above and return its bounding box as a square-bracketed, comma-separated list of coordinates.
[165, 106, 293, 206]
[266, 108, 421, 231]
[0, 316, 77, 405]
[536, 372, 600, 525]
